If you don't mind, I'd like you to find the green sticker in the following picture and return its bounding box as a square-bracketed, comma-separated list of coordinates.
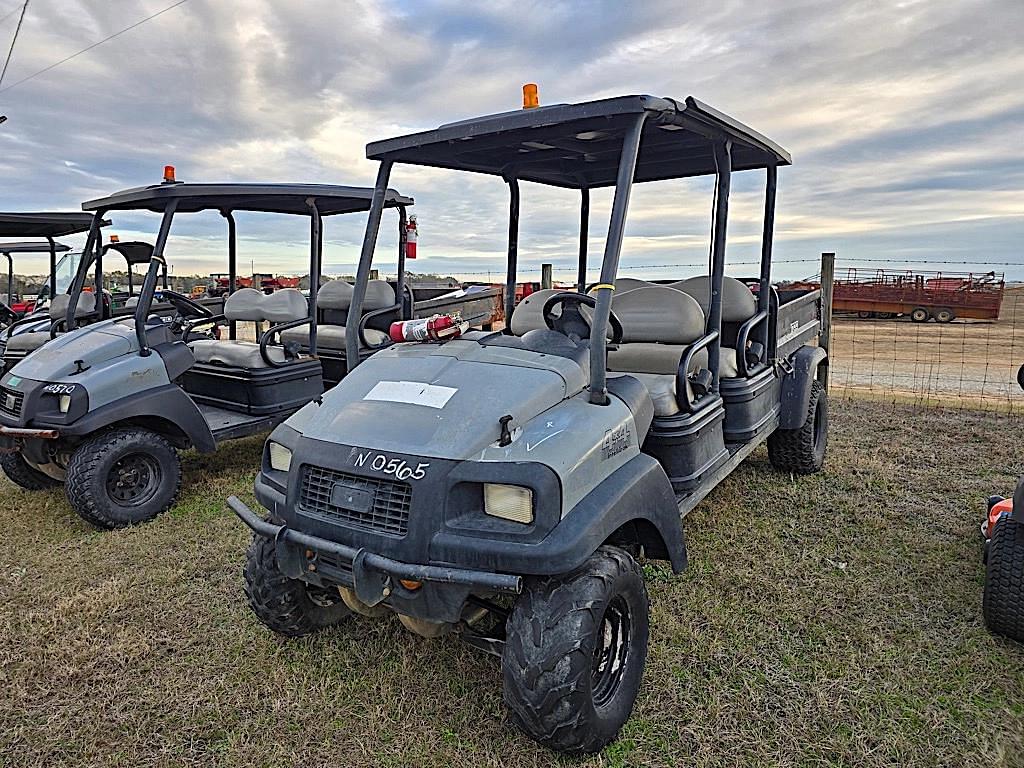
[6, 376, 20, 388]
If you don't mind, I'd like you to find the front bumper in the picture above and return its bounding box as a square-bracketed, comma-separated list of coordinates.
[0, 425, 59, 452]
[229, 496, 522, 621]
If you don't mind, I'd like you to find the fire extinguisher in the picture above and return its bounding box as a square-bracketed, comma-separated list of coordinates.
[390, 312, 469, 343]
[405, 214, 418, 260]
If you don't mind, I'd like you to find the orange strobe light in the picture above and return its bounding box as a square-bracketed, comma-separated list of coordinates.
[163, 165, 176, 183]
[522, 83, 539, 109]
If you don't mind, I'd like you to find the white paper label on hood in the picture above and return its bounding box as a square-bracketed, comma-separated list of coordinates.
[363, 380, 458, 409]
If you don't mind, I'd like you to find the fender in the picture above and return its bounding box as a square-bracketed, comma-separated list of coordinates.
[779, 345, 827, 429]
[429, 453, 686, 575]
[53, 383, 216, 452]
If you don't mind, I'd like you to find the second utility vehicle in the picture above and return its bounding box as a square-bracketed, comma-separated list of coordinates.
[232, 92, 828, 754]
[0, 177, 412, 525]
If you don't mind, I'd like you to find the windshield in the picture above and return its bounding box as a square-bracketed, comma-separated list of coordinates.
[33, 251, 84, 308]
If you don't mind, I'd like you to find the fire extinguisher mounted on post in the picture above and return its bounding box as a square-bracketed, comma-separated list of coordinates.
[405, 214, 418, 260]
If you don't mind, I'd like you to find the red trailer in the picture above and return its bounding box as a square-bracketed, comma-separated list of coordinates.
[800, 268, 1004, 323]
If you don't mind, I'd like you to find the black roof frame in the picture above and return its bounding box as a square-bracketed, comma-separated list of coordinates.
[352, 94, 788, 406]
[74, 181, 412, 357]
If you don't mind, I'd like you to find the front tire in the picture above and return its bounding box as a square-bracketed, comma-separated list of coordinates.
[910, 307, 930, 323]
[502, 546, 649, 754]
[769, 378, 828, 474]
[0, 451, 62, 490]
[243, 532, 351, 637]
[65, 428, 181, 529]
[983, 517, 1024, 641]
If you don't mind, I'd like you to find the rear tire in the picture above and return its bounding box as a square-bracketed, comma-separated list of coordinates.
[910, 307, 930, 323]
[65, 428, 181, 529]
[983, 517, 1024, 641]
[0, 451, 61, 490]
[769, 378, 828, 474]
[935, 308, 955, 323]
[244, 531, 351, 637]
[502, 546, 649, 754]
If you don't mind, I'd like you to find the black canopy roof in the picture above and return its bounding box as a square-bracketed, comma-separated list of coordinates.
[102, 241, 154, 265]
[0, 241, 71, 255]
[83, 183, 413, 216]
[0, 212, 99, 238]
[366, 95, 791, 189]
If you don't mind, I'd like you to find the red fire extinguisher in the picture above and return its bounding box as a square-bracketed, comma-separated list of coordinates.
[390, 312, 469, 343]
[405, 214, 418, 260]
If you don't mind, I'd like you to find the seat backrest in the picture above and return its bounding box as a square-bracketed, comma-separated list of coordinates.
[124, 296, 139, 308]
[316, 280, 353, 311]
[510, 288, 562, 336]
[364, 279, 397, 310]
[614, 277, 654, 293]
[224, 287, 308, 324]
[671, 276, 757, 324]
[50, 291, 97, 321]
[612, 286, 705, 344]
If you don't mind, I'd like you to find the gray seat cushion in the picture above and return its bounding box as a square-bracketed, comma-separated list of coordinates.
[224, 288, 308, 324]
[6, 331, 52, 352]
[670, 276, 757, 323]
[281, 324, 390, 350]
[49, 292, 96, 320]
[611, 373, 694, 418]
[189, 339, 286, 368]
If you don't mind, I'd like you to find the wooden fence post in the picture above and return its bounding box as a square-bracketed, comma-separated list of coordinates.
[820, 252, 835, 391]
[541, 263, 553, 290]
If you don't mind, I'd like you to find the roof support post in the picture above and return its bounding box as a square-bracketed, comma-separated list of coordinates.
[503, 176, 520, 333]
[221, 209, 237, 340]
[134, 199, 178, 356]
[758, 164, 777, 350]
[346, 161, 393, 370]
[397, 205, 408, 318]
[66, 212, 105, 332]
[306, 198, 322, 356]
[589, 112, 647, 405]
[47, 236, 56, 297]
[707, 139, 733, 393]
[576, 186, 590, 293]
[3, 251, 11, 306]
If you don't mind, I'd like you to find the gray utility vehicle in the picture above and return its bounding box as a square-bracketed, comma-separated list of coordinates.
[0, 179, 414, 527]
[230, 94, 827, 754]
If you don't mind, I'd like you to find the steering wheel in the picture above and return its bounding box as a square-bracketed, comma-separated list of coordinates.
[542, 291, 623, 344]
[159, 290, 214, 320]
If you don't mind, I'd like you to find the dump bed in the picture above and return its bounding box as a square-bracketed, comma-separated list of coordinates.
[412, 285, 501, 328]
[775, 287, 821, 360]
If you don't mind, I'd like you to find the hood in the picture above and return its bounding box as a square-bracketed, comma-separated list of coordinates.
[290, 340, 587, 460]
[10, 319, 137, 381]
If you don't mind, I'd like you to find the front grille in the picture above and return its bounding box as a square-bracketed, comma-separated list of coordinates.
[298, 465, 412, 536]
[0, 386, 24, 419]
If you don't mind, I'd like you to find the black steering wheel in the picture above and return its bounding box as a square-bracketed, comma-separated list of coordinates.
[159, 289, 214, 320]
[542, 291, 623, 344]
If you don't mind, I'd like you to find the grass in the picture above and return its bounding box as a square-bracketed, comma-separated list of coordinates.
[1, 397, 1023, 767]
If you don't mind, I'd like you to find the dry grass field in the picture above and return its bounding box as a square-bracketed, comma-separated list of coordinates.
[830, 286, 1024, 409]
[1, 398, 1023, 767]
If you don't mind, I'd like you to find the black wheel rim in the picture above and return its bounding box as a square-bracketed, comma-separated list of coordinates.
[591, 595, 631, 708]
[106, 452, 161, 507]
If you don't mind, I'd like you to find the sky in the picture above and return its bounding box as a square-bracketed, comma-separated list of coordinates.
[0, 0, 1021, 283]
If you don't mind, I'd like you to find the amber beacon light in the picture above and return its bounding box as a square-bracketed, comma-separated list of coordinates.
[522, 83, 539, 109]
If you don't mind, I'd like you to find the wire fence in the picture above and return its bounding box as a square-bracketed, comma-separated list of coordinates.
[827, 284, 1024, 414]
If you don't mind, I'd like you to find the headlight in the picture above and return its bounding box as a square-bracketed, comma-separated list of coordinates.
[483, 483, 533, 524]
[267, 441, 293, 472]
[58, 394, 71, 413]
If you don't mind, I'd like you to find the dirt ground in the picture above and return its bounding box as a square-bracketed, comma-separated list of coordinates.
[829, 286, 1024, 409]
[1, 399, 1022, 768]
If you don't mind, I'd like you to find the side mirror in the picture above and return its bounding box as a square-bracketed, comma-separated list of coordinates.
[1017, 363, 1024, 393]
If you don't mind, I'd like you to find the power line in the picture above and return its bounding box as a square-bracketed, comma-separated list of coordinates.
[0, 0, 189, 95]
[0, 0, 28, 90]
[0, 4, 24, 25]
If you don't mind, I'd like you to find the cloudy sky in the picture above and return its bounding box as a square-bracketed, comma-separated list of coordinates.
[0, 0, 1021, 282]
